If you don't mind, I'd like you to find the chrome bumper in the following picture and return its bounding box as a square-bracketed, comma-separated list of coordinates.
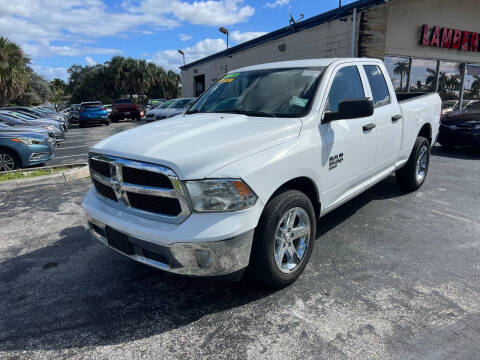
[86, 216, 254, 277]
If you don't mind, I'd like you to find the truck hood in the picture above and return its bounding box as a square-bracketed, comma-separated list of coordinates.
[91, 113, 302, 179]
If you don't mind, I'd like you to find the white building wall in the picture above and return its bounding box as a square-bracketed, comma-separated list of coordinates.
[181, 15, 359, 97]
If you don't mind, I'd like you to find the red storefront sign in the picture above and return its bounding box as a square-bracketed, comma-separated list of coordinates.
[421, 24, 479, 52]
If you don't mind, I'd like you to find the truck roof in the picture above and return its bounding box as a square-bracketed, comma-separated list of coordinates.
[233, 58, 383, 73]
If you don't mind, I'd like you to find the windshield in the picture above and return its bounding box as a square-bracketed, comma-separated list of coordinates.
[4, 112, 33, 120]
[159, 100, 175, 109]
[171, 99, 193, 108]
[188, 67, 325, 117]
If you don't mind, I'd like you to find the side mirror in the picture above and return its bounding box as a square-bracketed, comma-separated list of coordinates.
[324, 98, 374, 122]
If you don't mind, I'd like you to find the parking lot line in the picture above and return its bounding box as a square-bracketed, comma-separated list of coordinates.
[56, 145, 92, 150]
[54, 154, 88, 159]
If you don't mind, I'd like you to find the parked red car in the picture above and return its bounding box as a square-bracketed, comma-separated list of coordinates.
[110, 98, 141, 122]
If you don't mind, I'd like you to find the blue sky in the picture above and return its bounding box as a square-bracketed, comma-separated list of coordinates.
[1, 0, 357, 80]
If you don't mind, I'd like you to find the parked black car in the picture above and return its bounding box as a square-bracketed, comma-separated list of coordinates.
[438, 101, 480, 148]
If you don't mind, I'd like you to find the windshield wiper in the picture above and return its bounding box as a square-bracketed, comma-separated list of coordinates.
[213, 109, 276, 117]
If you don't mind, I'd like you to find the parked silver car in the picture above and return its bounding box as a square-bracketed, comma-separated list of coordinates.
[144, 98, 196, 122]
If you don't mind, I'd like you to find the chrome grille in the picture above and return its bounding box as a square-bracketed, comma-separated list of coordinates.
[89, 153, 191, 223]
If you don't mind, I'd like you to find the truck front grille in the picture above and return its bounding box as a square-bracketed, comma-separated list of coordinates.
[88, 153, 190, 224]
[122, 166, 173, 188]
[126, 192, 182, 216]
[93, 178, 117, 202]
[90, 158, 111, 177]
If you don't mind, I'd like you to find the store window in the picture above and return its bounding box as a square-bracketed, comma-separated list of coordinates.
[409, 59, 438, 93]
[384, 56, 410, 92]
[437, 61, 462, 101]
[465, 64, 480, 101]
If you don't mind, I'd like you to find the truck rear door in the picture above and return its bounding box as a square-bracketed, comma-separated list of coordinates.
[321, 64, 377, 207]
[361, 64, 402, 172]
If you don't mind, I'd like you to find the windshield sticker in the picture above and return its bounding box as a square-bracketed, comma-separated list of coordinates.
[290, 96, 308, 108]
[224, 73, 240, 78]
[302, 70, 321, 77]
[219, 78, 234, 83]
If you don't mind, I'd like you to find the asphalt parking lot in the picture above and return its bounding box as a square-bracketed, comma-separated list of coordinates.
[0, 145, 479, 359]
[50, 121, 139, 166]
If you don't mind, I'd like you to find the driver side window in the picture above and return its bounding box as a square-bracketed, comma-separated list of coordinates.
[326, 66, 365, 113]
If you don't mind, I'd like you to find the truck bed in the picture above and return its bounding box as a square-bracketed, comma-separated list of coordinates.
[396, 92, 430, 102]
[396, 92, 441, 164]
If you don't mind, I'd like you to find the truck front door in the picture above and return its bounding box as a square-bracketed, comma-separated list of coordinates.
[320, 65, 377, 208]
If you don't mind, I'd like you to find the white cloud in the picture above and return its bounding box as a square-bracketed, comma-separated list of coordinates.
[179, 33, 192, 42]
[231, 30, 267, 44]
[85, 56, 98, 66]
[152, 38, 227, 71]
[171, 0, 254, 26]
[265, 0, 290, 8]
[0, 0, 254, 59]
[31, 64, 69, 81]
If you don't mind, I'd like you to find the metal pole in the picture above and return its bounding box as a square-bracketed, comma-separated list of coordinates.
[434, 60, 440, 92]
[351, 7, 357, 57]
[406, 57, 412, 92]
[459, 63, 466, 109]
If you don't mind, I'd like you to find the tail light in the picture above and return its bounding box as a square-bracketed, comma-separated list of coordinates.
[99, 106, 106, 111]
[135, 104, 139, 110]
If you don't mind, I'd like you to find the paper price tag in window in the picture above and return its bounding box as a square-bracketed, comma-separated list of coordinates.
[290, 96, 308, 107]
[302, 70, 320, 77]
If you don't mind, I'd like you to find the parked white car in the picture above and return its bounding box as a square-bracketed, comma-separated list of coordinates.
[83, 58, 441, 288]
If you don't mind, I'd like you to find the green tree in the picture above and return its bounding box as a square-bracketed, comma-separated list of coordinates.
[0, 37, 30, 106]
[393, 61, 409, 91]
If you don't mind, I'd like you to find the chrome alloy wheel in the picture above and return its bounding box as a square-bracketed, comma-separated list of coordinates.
[416, 144, 429, 183]
[274, 207, 311, 274]
[0, 153, 15, 172]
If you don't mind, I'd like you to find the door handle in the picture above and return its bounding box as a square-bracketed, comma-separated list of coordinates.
[362, 123, 376, 132]
[392, 114, 402, 122]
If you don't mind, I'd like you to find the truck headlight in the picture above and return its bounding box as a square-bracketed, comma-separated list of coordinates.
[185, 179, 257, 212]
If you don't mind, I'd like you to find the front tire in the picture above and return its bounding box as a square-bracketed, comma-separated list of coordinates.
[0, 150, 20, 171]
[396, 136, 430, 191]
[248, 190, 316, 288]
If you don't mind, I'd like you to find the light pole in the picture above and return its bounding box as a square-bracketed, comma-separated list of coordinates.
[218, 27, 229, 56]
[178, 49, 185, 66]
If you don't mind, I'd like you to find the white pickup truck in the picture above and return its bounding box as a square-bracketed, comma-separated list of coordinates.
[82, 58, 441, 288]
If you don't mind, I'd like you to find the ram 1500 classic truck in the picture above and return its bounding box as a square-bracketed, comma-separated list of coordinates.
[82, 58, 441, 288]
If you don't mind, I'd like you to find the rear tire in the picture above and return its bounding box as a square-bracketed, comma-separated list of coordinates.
[396, 136, 430, 191]
[105, 121, 110, 126]
[0, 149, 20, 171]
[248, 190, 316, 289]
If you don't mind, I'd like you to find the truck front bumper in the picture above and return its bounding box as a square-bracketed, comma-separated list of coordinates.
[82, 189, 261, 277]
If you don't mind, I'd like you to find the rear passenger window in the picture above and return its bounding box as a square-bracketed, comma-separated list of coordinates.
[363, 65, 391, 107]
[326, 66, 365, 113]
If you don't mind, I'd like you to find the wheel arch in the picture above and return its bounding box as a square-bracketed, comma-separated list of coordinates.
[0, 146, 22, 167]
[267, 176, 321, 219]
[418, 123, 432, 144]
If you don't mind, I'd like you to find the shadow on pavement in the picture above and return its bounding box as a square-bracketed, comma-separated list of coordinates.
[0, 176, 406, 352]
[0, 226, 274, 351]
[431, 144, 480, 160]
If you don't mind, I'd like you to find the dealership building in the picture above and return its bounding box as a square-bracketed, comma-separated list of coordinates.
[180, 0, 480, 106]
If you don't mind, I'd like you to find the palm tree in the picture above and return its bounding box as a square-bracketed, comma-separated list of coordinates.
[0, 37, 30, 106]
[470, 75, 480, 97]
[393, 61, 409, 91]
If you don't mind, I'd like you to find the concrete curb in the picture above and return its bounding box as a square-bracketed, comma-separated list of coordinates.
[0, 164, 89, 191]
